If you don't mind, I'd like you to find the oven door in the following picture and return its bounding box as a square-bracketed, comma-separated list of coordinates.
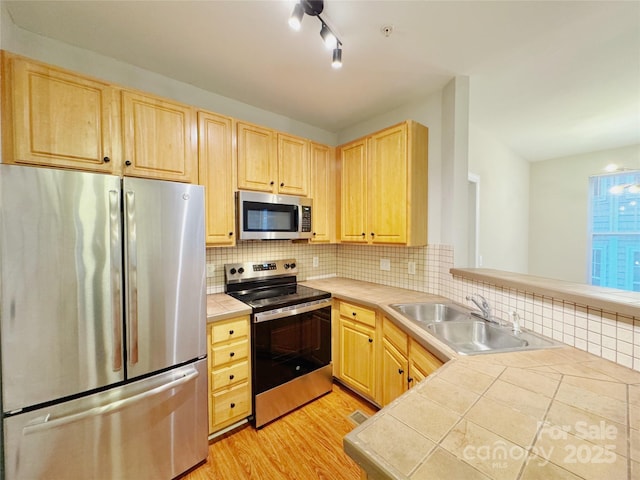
[252, 301, 331, 396]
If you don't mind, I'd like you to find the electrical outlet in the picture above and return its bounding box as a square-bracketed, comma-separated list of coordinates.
[408, 261, 416, 275]
[380, 258, 391, 271]
[312, 256, 319, 267]
[206, 264, 215, 278]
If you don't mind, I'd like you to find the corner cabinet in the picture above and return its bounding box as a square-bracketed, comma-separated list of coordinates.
[1, 52, 119, 173]
[335, 300, 377, 401]
[207, 316, 252, 435]
[236, 121, 310, 196]
[338, 121, 429, 246]
[198, 111, 236, 246]
[121, 89, 198, 183]
[309, 143, 336, 243]
[380, 316, 443, 406]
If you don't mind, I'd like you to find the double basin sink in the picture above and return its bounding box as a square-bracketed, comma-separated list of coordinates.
[389, 302, 563, 355]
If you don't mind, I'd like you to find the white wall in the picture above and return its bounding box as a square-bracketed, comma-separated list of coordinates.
[468, 124, 530, 274]
[529, 143, 640, 282]
[0, 5, 337, 146]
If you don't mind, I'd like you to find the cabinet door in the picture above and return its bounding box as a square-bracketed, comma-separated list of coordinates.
[310, 143, 336, 243]
[340, 140, 368, 243]
[121, 90, 197, 183]
[4, 54, 118, 173]
[369, 123, 407, 244]
[408, 338, 443, 387]
[237, 122, 276, 192]
[278, 133, 309, 196]
[381, 339, 409, 406]
[338, 317, 376, 399]
[198, 112, 236, 246]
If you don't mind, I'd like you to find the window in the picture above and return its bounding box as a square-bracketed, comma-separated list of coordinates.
[588, 171, 640, 291]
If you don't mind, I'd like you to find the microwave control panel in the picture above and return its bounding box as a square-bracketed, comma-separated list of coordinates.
[301, 206, 312, 232]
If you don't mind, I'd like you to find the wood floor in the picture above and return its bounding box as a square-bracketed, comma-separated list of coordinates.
[184, 382, 378, 480]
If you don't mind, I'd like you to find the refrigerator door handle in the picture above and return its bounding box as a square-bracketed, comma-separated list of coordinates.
[109, 190, 123, 372]
[22, 369, 199, 435]
[125, 190, 139, 365]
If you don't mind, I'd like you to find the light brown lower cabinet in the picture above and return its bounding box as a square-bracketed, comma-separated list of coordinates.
[207, 316, 252, 434]
[334, 300, 444, 407]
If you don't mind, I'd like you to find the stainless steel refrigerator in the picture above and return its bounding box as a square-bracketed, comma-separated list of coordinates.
[0, 164, 208, 479]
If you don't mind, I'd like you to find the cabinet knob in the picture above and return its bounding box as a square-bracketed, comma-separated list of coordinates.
[125, 160, 132, 166]
[408, 377, 414, 384]
[229, 329, 234, 335]
[352, 312, 357, 316]
[229, 232, 233, 236]
[229, 352, 235, 357]
[371, 232, 375, 237]
[361, 232, 366, 237]
[230, 402, 236, 409]
[270, 181, 275, 185]
[313, 232, 317, 236]
[229, 374, 235, 380]
[103, 156, 110, 163]
[280, 182, 284, 187]
[368, 338, 373, 343]
[398, 368, 404, 375]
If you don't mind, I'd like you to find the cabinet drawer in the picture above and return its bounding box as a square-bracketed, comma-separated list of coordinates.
[211, 317, 249, 344]
[339, 301, 376, 328]
[211, 340, 248, 366]
[383, 317, 408, 355]
[211, 361, 249, 390]
[212, 381, 251, 427]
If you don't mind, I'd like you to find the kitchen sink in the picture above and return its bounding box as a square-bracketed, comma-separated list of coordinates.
[389, 302, 470, 323]
[388, 301, 565, 355]
[427, 321, 528, 354]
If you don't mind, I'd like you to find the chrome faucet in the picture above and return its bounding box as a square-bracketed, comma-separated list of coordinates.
[465, 294, 493, 321]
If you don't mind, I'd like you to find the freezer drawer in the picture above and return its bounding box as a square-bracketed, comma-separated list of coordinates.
[3, 359, 208, 480]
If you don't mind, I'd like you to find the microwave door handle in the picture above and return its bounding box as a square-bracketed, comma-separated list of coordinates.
[109, 190, 123, 372]
[125, 190, 138, 365]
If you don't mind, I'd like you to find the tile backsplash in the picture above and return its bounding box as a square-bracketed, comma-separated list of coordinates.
[206, 242, 640, 372]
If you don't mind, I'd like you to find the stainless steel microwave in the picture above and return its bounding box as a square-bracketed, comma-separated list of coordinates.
[237, 191, 312, 240]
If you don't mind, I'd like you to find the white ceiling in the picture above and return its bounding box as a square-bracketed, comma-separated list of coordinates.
[4, 0, 640, 161]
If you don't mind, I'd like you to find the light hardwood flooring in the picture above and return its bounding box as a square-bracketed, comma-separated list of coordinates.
[184, 382, 378, 480]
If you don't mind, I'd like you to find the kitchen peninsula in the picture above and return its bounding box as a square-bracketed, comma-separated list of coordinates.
[301, 277, 640, 480]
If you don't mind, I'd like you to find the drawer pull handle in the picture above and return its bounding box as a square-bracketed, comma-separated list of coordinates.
[368, 338, 373, 343]
[229, 329, 234, 335]
[229, 352, 235, 357]
[352, 312, 357, 316]
[230, 403, 236, 409]
[408, 377, 414, 384]
[229, 374, 235, 380]
[398, 368, 404, 375]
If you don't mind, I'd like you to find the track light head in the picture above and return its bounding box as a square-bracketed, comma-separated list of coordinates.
[320, 22, 337, 50]
[332, 46, 342, 69]
[288, 3, 304, 30]
[301, 0, 324, 16]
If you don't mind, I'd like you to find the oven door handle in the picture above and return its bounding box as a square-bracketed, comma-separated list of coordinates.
[254, 298, 332, 323]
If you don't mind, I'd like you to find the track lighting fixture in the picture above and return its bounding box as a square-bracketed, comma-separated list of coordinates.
[288, 0, 343, 68]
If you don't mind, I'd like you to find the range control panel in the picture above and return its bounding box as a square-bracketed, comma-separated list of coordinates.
[224, 258, 298, 283]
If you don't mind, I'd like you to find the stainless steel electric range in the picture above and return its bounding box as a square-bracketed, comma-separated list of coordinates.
[224, 259, 332, 428]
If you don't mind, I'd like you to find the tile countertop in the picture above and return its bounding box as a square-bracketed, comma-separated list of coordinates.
[206, 293, 251, 323]
[300, 277, 640, 480]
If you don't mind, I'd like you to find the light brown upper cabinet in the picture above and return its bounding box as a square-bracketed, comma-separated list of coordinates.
[339, 138, 368, 243]
[236, 121, 309, 196]
[309, 143, 336, 243]
[2, 52, 199, 183]
[2, 52, 119, 173]
[198, 111, 236, 246]
[121, 90, 198, 183]
[338, 120, 428, 246]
